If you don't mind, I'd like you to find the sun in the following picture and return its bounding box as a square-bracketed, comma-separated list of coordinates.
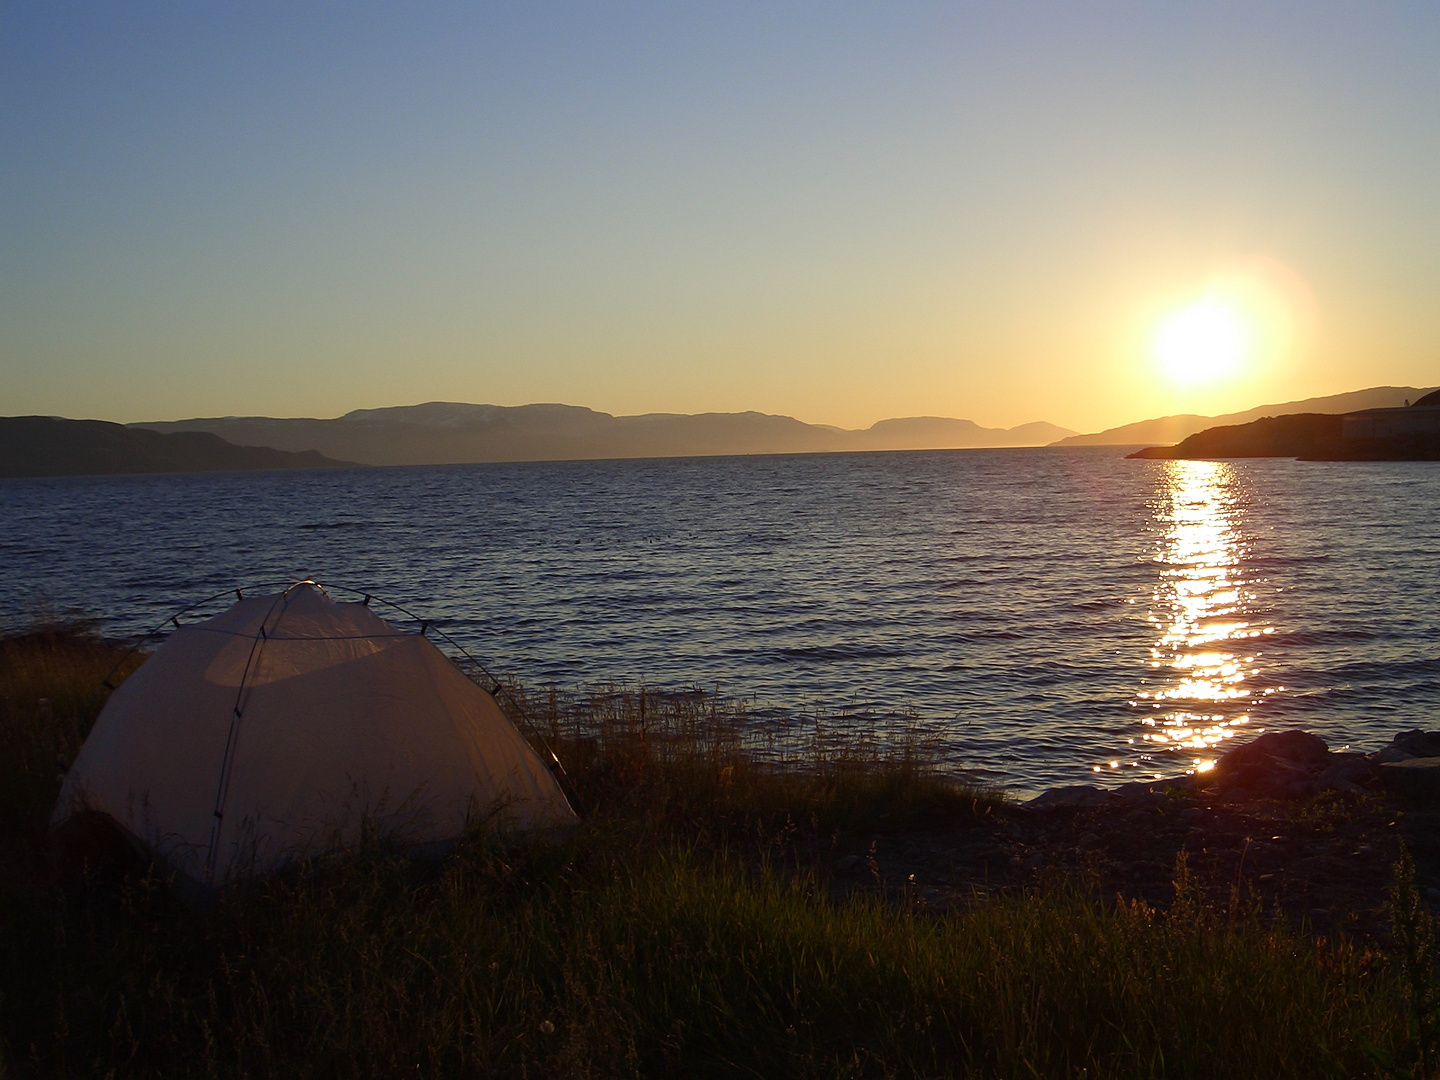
[1152, 297, 1252, 387]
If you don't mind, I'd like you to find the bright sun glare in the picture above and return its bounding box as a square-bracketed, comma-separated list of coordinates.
[1153, 298, 1252, 387]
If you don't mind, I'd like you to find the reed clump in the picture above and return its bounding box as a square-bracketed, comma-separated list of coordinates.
[0, 626, 1419, 1078]
[502, 681, 990, 842]
[0, 621, 142, 845]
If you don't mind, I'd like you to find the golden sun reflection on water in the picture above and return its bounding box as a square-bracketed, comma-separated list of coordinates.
[1116, 460, 1276, 779]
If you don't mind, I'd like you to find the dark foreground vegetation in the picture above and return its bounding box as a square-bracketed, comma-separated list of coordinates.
[1, 624, 1434, 1078]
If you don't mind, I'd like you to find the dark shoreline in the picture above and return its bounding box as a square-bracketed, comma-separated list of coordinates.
[1129, 411, 1440, 461]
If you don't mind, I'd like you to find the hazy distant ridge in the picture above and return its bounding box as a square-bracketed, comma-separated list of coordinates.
[135, 404, 1077, 466]
[1055, 386, 1439, 447]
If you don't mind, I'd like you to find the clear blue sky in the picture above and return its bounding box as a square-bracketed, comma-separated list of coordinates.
[3, 2, 1438, 431]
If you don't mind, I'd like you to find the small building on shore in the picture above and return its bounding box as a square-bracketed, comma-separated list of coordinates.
[1342, 406, 1440, 440]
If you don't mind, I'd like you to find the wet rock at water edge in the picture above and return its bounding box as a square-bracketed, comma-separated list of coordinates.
[1205, 730, 1328, 799]
[1202, 729, 1384, 800]
[1373, 730, 1440, 765]
[1219, 730, 1331, 771]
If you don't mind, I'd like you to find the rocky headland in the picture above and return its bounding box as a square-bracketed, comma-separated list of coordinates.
[1129, 389, 1440, 461]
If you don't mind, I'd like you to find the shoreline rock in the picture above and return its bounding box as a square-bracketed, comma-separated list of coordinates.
[1025, 727, 1440, 810]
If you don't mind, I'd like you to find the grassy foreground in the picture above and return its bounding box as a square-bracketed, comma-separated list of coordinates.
[0, 626, 1423, 1078]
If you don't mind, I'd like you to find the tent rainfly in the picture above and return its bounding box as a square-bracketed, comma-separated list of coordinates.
[52, 583, 576, 888]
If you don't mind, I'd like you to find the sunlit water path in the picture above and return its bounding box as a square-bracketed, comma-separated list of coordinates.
[3, 448, 1437, 795]
[1128, 460, 1274, 780]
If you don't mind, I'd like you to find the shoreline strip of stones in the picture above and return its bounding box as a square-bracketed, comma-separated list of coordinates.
[1024, 728, 1440, 811]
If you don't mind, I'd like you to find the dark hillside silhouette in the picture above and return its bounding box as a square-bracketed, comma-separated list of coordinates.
[1129, 412, 1440, 461]
[1059, 385, 1437, 446]
[0, 417, 353, 478]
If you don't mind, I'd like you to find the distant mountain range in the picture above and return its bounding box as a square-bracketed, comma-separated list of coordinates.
[0, 416, 352, 478]
[1054, 386, 1438, 447]
[134, 404, 1077, 467]
[9, 385, 1439, 478]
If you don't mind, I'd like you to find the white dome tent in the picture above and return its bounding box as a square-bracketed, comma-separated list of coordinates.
[52, 582, 577, 889]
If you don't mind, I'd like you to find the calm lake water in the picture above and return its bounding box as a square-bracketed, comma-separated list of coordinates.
[3, 447, 1437, 795]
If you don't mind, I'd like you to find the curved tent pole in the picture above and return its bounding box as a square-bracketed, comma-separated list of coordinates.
[307, 582, 587, 817]
[204, 584, 305, 885]
[91, 580, 301, 700]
